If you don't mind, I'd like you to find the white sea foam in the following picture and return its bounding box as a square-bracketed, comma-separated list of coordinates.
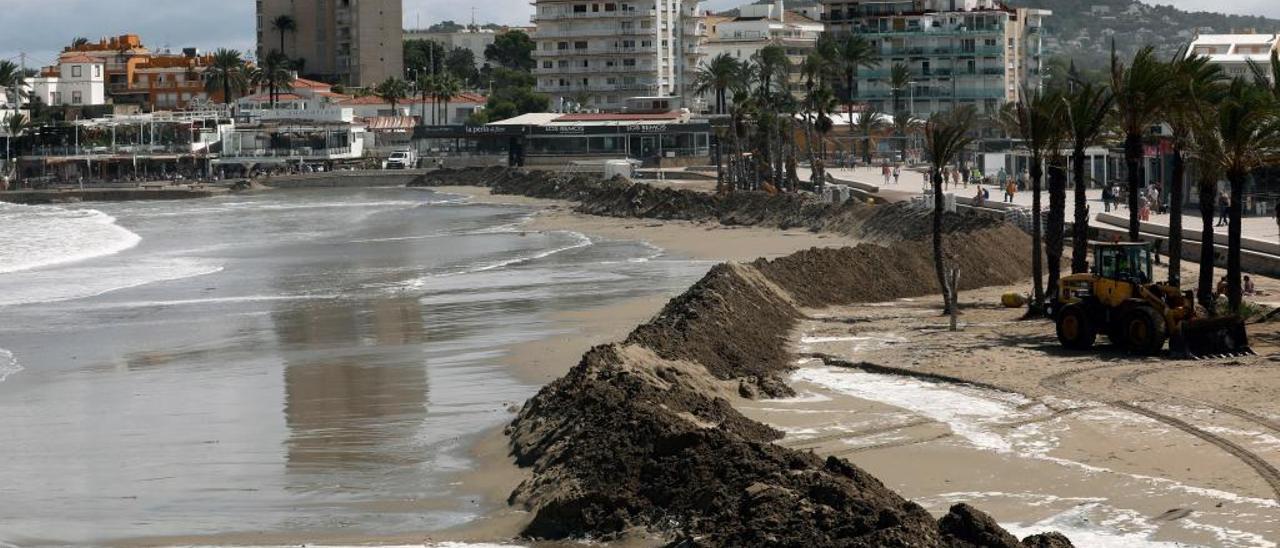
[0, 203, 141, 274]
[402, 232, 594, 287]
[0, 258, 224, 307]
[1004, 504, 1186, 547]
[0, 348, 22, 383]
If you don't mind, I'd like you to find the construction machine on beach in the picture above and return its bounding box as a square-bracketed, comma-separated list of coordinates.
[1054, 242, 1253, 358]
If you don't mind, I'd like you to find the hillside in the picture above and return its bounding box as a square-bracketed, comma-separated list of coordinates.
[737, 0, 1280, 69]
[1005, 0, 1280, 69]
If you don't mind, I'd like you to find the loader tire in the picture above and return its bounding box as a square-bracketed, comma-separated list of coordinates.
[1056, 305, 1097, 350]
[1121, 306, 1167, 355]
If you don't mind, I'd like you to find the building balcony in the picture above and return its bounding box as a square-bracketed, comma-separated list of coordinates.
[536, 64, 654, 75]
[535, 27, 656, 38]
[856, 88, 1007, 100]
[532, 10, 655, 23]
[881, 46, 1006, 58]
[849, 26, 1006, 38]
[533, 46, 658, 57]
[539, 82, 658, 93]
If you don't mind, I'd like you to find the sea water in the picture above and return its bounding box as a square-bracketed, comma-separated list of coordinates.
[0, 188, 705, 545]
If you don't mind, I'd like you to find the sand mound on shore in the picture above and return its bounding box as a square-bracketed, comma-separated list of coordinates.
[426, 168, 1064, 545]
[415, 168, 1000, 243]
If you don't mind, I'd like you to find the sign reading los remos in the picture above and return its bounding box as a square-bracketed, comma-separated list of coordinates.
[531, 123, 710, 136]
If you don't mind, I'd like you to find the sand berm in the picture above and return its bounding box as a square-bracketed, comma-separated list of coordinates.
[415, 169, 1073, 547]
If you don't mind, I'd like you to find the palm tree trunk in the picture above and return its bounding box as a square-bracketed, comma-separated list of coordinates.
[1227, 170, 1245, 312]
[1030, 159, 1045, 313]
[1047, 156, 1067, 303]
[279, 31, 286, 55]
[932, 170, 951, 313]
[1125, 132, 1143, 241]
[1071, 148, 1089, 273]
[1198, 179, 1217, 311]
[1168, 147, 1185, 286]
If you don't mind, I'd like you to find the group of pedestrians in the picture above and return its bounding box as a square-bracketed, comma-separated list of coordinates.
[880, 162, 902, 185]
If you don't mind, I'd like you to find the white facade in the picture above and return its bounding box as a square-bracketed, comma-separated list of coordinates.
[533, 0, 705, 111]
[403, 29, 499, 68]
[822, 0, 1050, 116]
[25, 56, 107, 107]
[699, 3, 824, 106]
[1187, 34, 1279, 82]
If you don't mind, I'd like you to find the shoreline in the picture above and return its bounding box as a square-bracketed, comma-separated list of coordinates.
[114, 182, 853, 547]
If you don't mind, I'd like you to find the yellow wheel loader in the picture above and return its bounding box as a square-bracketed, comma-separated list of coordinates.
[1054, 242, 1252, 358]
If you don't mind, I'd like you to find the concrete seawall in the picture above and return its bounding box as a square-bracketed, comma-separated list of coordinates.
[261, 170, 430, 189]
[0, 188, 219, 205]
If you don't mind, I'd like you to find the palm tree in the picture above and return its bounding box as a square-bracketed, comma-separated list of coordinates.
[252, 50, 294, 108]
[892, 110, 918, 164]
[1001, 88, 1065, 314]
[1061, 82, 1114, 274]
[807, 84, 839, 190]
[203, 49, 250, 105]
[754, 46, 791, 186]
[890, 63, 911, 113]
[0, 60, 22, 120]
[1196, 79, 1280, 312]
[692, 53, 742, 115]
[5, 112, 29, 179]
[434, 74, 462, 124]
[829, 34, 880, 159]
[375, 77, 411, 116]
[272, 15, 297, 55]
[924, 106, 978, 317]
[71, 37, 90, 49]
[1247, 50, 1280, 99]
[416, 73, 438, 124]
[850, 104, 889, 165]
[1163, 53, 1225, 286]
[1110, 45, 1170, 241]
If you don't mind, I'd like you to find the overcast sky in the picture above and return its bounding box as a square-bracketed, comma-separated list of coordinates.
[5, 0, 1280, 69]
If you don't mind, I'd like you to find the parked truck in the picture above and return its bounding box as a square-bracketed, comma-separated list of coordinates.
[383, 150, 417, 170]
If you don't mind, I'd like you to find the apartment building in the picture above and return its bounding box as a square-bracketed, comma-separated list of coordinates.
[1187, 33, 1280, 82]
[700, 2, 824, 103]
[33, 34, 221, 109]
[822, 0, 1050, 116]
[257, 0, 404, 88]
[532, 0, 705, 111]
[26, 55, 107, 107]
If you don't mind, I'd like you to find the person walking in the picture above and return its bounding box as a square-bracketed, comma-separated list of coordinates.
[1217, 191, 1230, 227]
[882, 162, 892, 186]
[1005, 178, 1017, 203]
[892, 164, 901, 185]
[1102, 184, 1113, 213]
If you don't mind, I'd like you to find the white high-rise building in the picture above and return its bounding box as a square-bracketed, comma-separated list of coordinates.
[1186, 33, 1279, 82]
[532, 0, 705, 111]
[822, 0, 1050, 116]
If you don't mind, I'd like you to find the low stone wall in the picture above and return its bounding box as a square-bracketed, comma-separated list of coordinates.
[260, 170, 430, 189]
[0, 188, 218, 205]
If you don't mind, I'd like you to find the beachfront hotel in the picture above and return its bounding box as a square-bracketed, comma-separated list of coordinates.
[532, 0, 706, 112]
[1186, 32, 1280, 82]
[700, 2, 826, 103]
[820, 0, 1050, 116]
[256, 0, 404, 88]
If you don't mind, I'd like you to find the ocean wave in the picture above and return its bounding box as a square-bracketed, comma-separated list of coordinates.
[0, 348, 21, 383]
[126, 199, 432, 218]
[0, 203, 142, 274]
[403, 232, 594, 286]
[0, 258, 225, 307]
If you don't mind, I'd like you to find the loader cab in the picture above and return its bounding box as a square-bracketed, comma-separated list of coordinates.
[1093, 242, 1153, 284]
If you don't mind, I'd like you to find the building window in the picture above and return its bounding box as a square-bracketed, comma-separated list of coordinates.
[71, 65, 82, 78]
[72, 91, 82, 104]
[575, 41, 588, 49]
[93, 65, 101, 77]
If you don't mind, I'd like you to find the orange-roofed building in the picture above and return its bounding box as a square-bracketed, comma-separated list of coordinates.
[49, 34, 232, 110]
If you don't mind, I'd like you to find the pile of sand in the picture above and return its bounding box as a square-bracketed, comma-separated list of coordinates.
[414, 169, 1002, 244]
[507, 235, 1059, 545]
[422, 168, 1064, 545]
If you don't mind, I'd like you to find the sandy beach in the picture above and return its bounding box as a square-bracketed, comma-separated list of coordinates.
[30, 174, 1278, 547]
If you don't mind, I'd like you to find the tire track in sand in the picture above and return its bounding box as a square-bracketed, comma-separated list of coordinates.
[1114, 366, 1280, 436]
[1040, 364, 1280, 502]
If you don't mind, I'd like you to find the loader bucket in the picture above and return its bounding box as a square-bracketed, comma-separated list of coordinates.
[1174, 316, 1254, 359]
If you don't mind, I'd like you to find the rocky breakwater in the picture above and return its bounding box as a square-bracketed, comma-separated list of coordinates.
[417, 168, 1069, 545]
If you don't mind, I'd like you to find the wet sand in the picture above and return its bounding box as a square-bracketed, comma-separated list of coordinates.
[735, 261, 1280, 546]
[123, 187, 848, 547]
